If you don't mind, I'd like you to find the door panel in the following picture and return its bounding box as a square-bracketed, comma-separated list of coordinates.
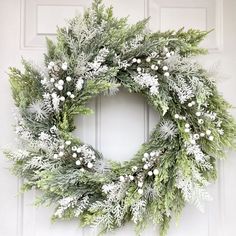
[0, 1, 235, 236]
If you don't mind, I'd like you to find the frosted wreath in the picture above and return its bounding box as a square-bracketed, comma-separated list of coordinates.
[5, 1, 236, 236]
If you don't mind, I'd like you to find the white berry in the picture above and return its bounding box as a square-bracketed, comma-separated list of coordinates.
[146, 57, 151, 62]
[61, 62, 68, 70]
[163, 66, 168, 71]
[185, 123, 190, 128]
[58, 80, 64, 85]
[49, 61, 54, 66]
[208, 136, 214, 141]
[190, 139, 196, 144]
[164, 72, 170, 77]
[60, 96, 65, 101]
[148, 171, 153, 176]
[66, 76, 72, 82]
[206, 130, 211, 135]
[153, 169, 159, 175]
[184, 128, 190, 133]
[198, 119, 204, 124]
[87, 162, 93, 168]
[138, 189, 143, 195]
[58, 151, 64, 157]
[65, 140, 71, 145]
[138, 182, 143, 187]
[150, 151, 156, 157]
[196, 112, 201, 117]
[143, 153, 149, 158]
[163, 47, 168, 52]
[72, 153, 77, 158]
[119, 176, 125, 182]
[151, 65, 156, 70]
[166, 52, 171, 58]
[137, 59, 141, 64]
[58, 85, 63, 91]
[129, 175, 134, 181]
[174, 114, 179, 119]
[200, 133, 205, 137]
[143, 164, 149, 170]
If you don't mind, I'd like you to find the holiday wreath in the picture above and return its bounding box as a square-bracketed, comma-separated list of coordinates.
[5, 0, 236, 235]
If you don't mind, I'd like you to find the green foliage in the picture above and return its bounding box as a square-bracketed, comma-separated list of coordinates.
[9, 60, 43, 108]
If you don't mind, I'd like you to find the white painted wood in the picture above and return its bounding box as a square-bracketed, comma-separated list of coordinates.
[37, 5, 84, 34]
[148, 0, 223, 52]
[0, 0, 236, 236]
[160, 8, 207, 31]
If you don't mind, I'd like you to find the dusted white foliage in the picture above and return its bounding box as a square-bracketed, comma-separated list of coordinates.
[166, 55, 212, 104]
[54, 196, 89, 218]
[92, 211, 114, 231]
[42, 93, 54, 113]
[76, 78, 84, 91]
[90, 200, 124, 230]
[79, 145, 96, 163]
[175, 168, 212, 212]
[145, 186, 159, 200]
[15, 120, 34, 142]
[28, 100, 48, 121]
[51, 93, 61, 111]
[124, 34, 144, 52]
[15, 116, 61, 155]
[102, 182, 127, 202]
[54, 196, 76, 218]
[74, 196, 90, 217]
[131, 200, 146, 224]
[133, 72, 159, 95]
[167, 76, 193, 103]
[185, 139, 206, 163]
[185, 133, 214, 171]
[112, 203, 124, 226]
[93, 158, 110, 173]
[159, 120, 178, 140]
[88, 47, 109, 76]
[23, 155, 48, 171]
[204, 111, 217, 120]
[6, 149, 30, 161]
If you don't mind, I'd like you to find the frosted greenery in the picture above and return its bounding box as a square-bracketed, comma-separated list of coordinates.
[5, 0, 236, 235]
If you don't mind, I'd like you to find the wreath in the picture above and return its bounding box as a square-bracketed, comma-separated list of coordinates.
[6, 1, 236, 235]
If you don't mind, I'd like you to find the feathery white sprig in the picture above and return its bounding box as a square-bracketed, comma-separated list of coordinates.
[159, 120, 178, 140]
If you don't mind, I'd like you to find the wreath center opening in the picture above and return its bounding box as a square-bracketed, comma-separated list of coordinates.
[73, 88, 159, 162]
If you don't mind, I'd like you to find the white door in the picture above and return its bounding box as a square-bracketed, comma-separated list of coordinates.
[0, 0, 235, 236]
